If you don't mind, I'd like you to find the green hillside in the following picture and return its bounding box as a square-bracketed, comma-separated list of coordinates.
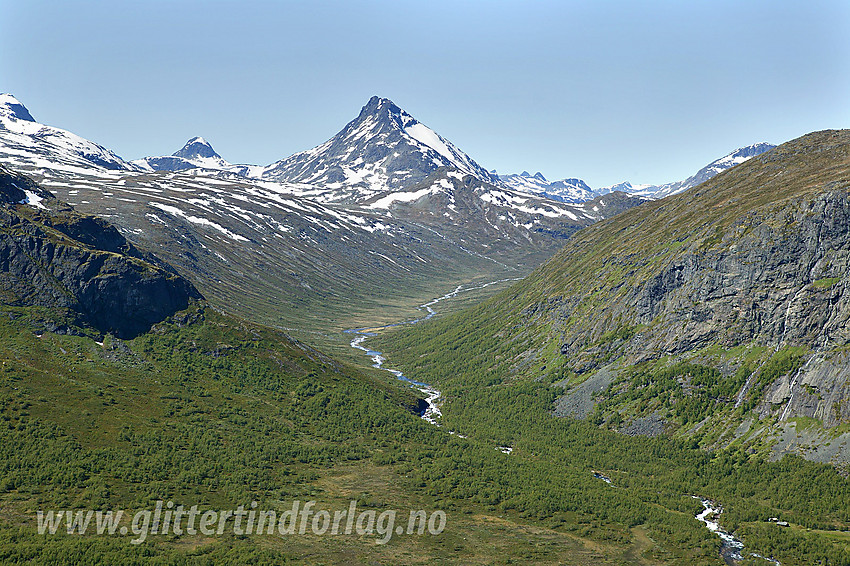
[1, 132, 849, 564]
[373, 131, 850, 565]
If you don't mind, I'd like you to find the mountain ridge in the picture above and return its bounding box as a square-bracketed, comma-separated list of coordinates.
[377, 129, 850, 466]
[2, 92, 776, 209]
[500, 142, 777, 202]
[0, 93, 136, 172]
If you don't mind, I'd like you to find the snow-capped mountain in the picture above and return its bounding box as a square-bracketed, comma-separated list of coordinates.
[0, 93, 135, 172]
[0, 93, 646, 329]
[596, 181, 655, 197]
[598, 143, 776, 199]
[497, 171, 595, 203]
[649, 142, 776, 199]
[261, 96, 501, 203]
[133, 136, 233, 172]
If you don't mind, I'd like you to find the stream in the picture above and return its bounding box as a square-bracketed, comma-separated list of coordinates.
[345, 278, 520, 425]
[693, 498, 780, 565]
[348, 280, 780, 565]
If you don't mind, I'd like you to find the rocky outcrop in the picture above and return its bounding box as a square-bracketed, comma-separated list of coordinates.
[625, 190, 850, 356]
[520, 131, 850, 430]
[0, 166, 201, 338]
[763, 352, 850, 427]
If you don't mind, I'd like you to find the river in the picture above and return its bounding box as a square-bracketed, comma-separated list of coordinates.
[345, 278, 520, 424]
[348, 280, 780, 565]
[693, 498, 780, 566]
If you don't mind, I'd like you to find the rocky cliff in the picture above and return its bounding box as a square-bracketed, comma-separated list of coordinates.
[465, 130, 850, 462]
[0, 165, 201, 338]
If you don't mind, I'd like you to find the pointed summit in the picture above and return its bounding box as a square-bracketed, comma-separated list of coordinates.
[173, 136, 221, 160]
[133, 137, 231, 172]
[262, 96, 499, 202]
[0, 93, 36, 122]
[360, 95, 394, 115]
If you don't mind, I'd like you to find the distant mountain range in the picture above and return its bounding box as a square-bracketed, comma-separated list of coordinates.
[495, 143, 776, 203]
[13, 87, 771, 207]
[497, 172, 596, 203]
[0, 93, 639, 329]
[596, 142, 777, 199]
[129, 96, 504, 204]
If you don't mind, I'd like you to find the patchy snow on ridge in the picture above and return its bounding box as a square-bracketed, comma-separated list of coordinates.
[368, 186, 438, 209]
[149, 201, 249, 241]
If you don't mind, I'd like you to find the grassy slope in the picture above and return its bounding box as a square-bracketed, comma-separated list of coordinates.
[0, 303, 696, 565]
[370, 131, 850, 565]
[373, 287, 850, 565]
[526, 130, 850, 305]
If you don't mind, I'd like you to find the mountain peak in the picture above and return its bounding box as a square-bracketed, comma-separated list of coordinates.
[364, 95, 395, 109]
[262, 96, 499, 199]
[728, 142, 775, 159]
[359, 96, 403, 119]
[133, 136, 230, 172]
[0, 93, 36, 122]
[173, 136, 221, 160]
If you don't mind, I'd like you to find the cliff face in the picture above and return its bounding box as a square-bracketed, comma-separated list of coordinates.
[628, 190, 850, 354]
[503, 131, 850, 433]
[615, 190, 850, 426]
[0, 166, 201, 338]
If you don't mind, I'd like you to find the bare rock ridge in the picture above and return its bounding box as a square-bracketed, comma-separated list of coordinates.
[0, 165, 201, 338]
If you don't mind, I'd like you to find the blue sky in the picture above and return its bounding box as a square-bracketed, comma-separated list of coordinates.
[1, 0, 848, 187]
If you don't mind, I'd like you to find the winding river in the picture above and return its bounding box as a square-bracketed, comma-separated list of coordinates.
[345, 278, 520, 425]
[348, 279, 780, 565]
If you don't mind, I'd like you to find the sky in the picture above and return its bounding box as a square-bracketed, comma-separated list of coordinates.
[1, 0, 848, 188]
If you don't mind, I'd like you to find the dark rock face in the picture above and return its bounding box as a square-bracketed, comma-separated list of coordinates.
[0, 166, 201, 338]
[0, 95, 36, 122]
[524, 131, 850, 432]
[627, 191, 850, 355]
[0, 167, 50, 204]
[174, 137, 220, 160]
